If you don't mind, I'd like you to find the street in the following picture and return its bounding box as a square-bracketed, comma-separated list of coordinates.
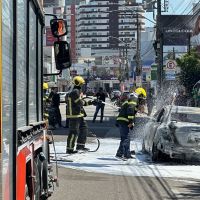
[49, 99, 200, 200]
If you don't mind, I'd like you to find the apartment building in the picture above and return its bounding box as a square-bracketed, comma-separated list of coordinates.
[44, 0, 65, 7]
[65, 0, 145, 65]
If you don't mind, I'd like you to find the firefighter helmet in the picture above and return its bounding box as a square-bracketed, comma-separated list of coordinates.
[128, 92, 138, 100]
[135, 87, 147, 98]
[43, 82, 48, 90]
[73, 76, 85, 86]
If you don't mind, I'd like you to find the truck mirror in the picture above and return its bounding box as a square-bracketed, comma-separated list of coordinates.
[50, 19, 67, 38]
[54, 41, 71, 70]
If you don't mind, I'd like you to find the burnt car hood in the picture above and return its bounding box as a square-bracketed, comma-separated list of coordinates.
[172, 122, 200, 147]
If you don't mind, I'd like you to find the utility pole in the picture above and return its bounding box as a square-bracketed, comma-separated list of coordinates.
[122, 46, 125, 81]
[156, 0, 163, 92]
[125, 43, 129, 80]
[135, 12, 142, 86]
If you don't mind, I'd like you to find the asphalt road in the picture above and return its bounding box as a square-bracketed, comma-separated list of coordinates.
[49, 99, 200, 200]
[50, 167, 200, 200]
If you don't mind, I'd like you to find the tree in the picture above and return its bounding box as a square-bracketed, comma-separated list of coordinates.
[176, 50, 200, 96]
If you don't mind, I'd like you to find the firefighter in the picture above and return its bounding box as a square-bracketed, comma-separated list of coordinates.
[115, 93, 138, 159]
[66, 76, 94, 154]
[135, 87, 147, 113]
[48, 87, 59, 129]
[43, 83, 49, 121]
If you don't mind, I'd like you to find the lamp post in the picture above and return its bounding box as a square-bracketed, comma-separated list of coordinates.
[109, 36, 131, 81]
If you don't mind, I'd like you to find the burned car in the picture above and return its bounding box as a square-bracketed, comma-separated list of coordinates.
[143, 106, 200, 162]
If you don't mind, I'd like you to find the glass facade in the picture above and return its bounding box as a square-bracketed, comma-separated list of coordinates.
[17, 0, 27, 127]
[38, 22, 42, 121]
[2, 0, 13, 199]
[29, 4, 37, 123]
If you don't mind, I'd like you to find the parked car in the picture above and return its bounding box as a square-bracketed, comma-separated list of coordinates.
[58, 92, 69, 103]
[143, 105, 200, 162]
[86, 88, 95, 96]
[110, 90, 121, 100]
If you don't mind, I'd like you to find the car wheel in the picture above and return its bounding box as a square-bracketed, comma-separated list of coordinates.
[33, 159, 41, 199]
[152, 143, 160, 162]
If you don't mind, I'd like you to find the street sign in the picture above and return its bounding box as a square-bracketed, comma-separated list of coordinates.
[165, 71, 176, 81]
[146, 73, 151, 82]
[166, 60, 177, 71]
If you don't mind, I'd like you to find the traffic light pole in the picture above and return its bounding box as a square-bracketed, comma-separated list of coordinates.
[136, 13, 142, 85]
[156, 0, 163, 92]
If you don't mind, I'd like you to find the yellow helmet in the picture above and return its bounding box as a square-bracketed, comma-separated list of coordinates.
[73, 76, 85, 86]
[135, 87, 147, 98]
[43, 83, 48, 90]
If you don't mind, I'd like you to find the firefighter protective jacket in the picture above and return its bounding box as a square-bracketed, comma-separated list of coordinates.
[116, 100, 137, 124]
[66, 88, 90, 118]
[43, 94, 50, 119]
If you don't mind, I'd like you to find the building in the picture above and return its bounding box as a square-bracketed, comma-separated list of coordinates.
[64, 0, 145, 91]
[77, 0, 145, 58]
[65, 0, 84, 5]
[44, 0, 65, 7]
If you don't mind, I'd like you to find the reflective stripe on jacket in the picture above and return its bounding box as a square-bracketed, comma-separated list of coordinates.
[117, 100, 137, 124]
[66, 88, 88, 118]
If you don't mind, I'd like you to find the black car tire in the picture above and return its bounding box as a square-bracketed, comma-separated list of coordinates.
[33, 159, 41, 199]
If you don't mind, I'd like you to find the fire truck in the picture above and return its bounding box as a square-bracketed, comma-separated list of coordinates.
[0, 0, 71, 199]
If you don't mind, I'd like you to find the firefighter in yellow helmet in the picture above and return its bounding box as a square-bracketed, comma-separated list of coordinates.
[66, 76, 95, 154]
[115, 92, 138, 159]
[135, 87, 147, 113]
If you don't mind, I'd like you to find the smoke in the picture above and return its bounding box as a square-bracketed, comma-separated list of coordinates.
[131, 82, 181, 144]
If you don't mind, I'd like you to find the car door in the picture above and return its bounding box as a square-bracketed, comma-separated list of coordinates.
[148, 108, 166, 151]
[144, 110, 159, 151]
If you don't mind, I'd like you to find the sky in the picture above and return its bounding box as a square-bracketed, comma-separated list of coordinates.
[145, 0, 199, 27]
[50, 138, 200, 179]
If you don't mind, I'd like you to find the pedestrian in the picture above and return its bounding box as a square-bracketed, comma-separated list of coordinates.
[51, 87, 62, 128]
[66, 76, 94, 154]
[92, 87, 106, 123]
[115, 93, 138, 159]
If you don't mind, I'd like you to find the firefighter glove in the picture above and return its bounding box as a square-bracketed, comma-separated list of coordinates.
[128, 123, 134, 130]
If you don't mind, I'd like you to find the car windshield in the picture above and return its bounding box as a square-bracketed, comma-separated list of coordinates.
[171, 113, 200, 123]
[170, 106, 200, 123]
